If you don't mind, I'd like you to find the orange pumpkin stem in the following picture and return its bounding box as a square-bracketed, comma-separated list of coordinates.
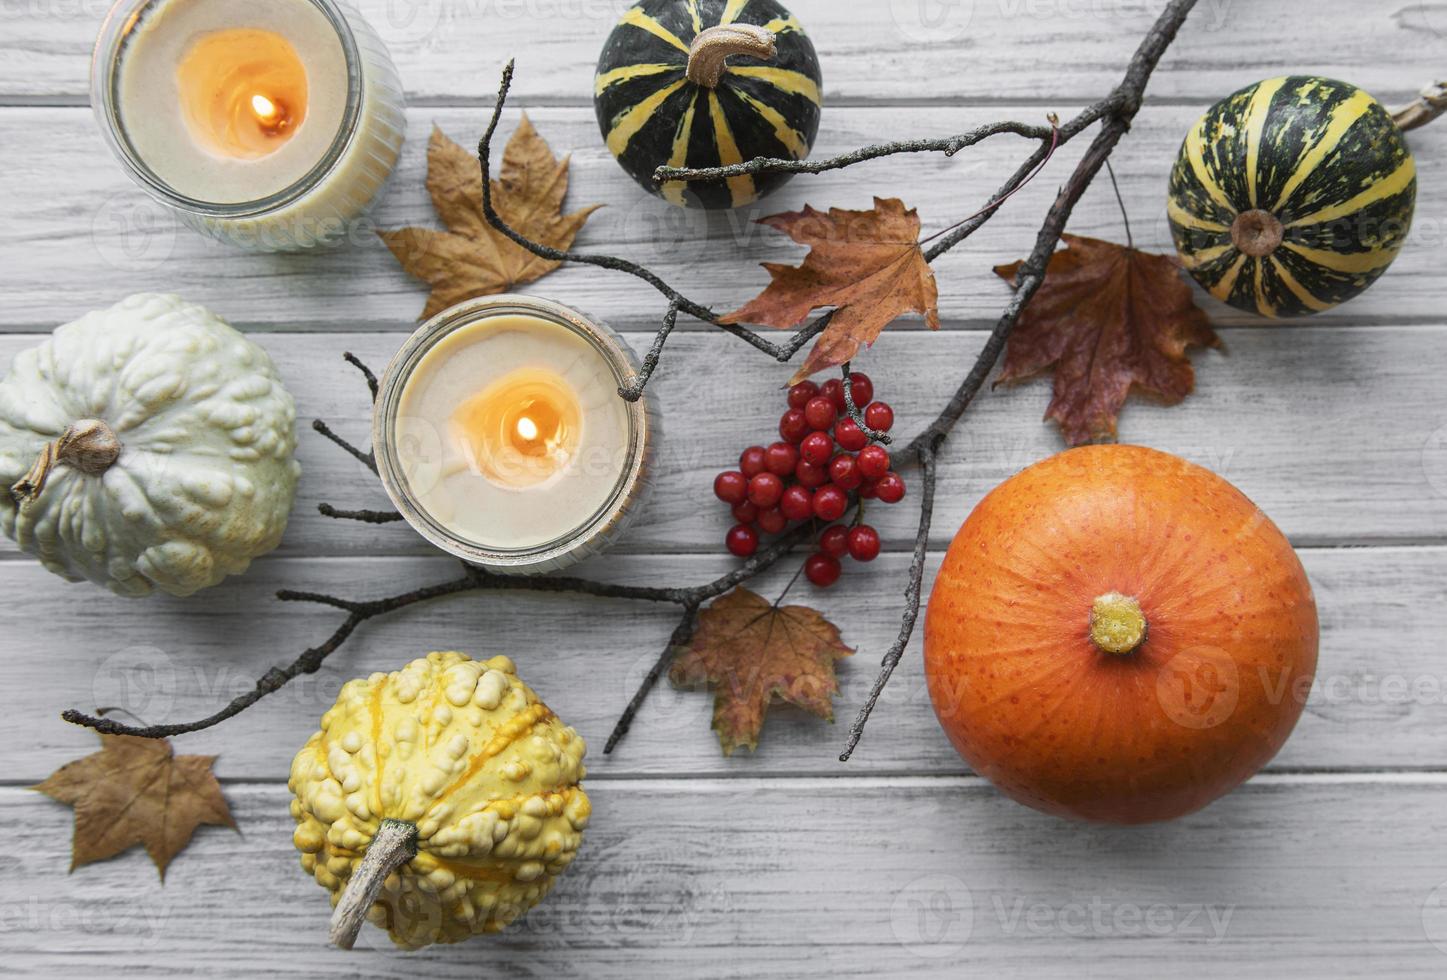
[1089, 592, 1147, 655]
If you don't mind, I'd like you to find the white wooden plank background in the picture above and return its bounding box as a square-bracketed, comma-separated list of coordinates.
[3, 1, 1447, 975]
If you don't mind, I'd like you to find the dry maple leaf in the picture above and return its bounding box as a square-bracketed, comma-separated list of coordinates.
[669, 587, 853, 755]
[995, 233, 1220, 446]
[380, 116, 602, 320]
[33, 734, 236, 879]
[721, 197, 941, 384]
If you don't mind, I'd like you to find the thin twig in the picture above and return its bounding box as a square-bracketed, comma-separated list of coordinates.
[919, 117, 1059, 247]
[344, 352, 380, 403]
[654, 120, 1055, 183]
[604, 604, 699, 754]
[318, 503, 404, 524]
[312, 419, 375, 474]
[619, 300, 680, 402]
[840, 445, 937, 761]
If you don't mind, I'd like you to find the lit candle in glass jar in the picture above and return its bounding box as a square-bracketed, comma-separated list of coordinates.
[91, 0, 406, 250]
[374, 297, 656, 574]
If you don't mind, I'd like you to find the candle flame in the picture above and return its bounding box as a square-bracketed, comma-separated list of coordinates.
[251, 93, 279, 121]
[516, 416, 540, 442]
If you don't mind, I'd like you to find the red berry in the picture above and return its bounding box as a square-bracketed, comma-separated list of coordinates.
[764, 441, 799, 477]
[875, 471, 906, 503]
[726, 524, 758, 558]
[857, 445, 890, 479]
[757, 507, 788, 534]
[858, 479, 879, 499]
[787, 380, 819, 410]
[847, 524, 881, 562]
[795, 458, 828, 488]
[848, 372, 874, 409]
[864, 401, 894, 432]
[739, 445, 766, 477]
[800, 431, 834, 466]
[779, 408, 810, 444]
[748, 472, 784, 508]
[780, 484, 814, 522]
[805, 552, 842, 587]
[834, 417, 868, 452]
[819, 525, 849, 559]
[820, 378, 848, 414]
[813, 484, 848, 522]
[828, 453, 863, 491]
[714, 470, 747, 505]
[804, 396, 836, 431]
[731, 500, 758, 524]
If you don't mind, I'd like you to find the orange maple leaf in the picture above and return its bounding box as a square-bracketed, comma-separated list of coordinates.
[995, 234, 1221, 446]
[669, 587, 854, 755]
[721, 197, 941, 384]
[379, 117, 601, 320]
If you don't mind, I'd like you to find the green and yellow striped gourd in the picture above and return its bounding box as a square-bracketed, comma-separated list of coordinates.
[594, 0, 822, 209]
[1168, 76, 1416, 317]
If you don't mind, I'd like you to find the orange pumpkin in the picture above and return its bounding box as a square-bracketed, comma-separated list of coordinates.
[924, 445, 1317, 823]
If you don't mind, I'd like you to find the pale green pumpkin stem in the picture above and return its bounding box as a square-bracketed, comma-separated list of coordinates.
[686, 24, 776, 88]
[10, 419, 121, 506]
[1090, 593, 1148, 656]
[328, 818, 419, 950]
[1391, 81, 1446, 132]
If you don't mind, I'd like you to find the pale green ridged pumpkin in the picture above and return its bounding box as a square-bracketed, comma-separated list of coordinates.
[0, 293, 301, 596]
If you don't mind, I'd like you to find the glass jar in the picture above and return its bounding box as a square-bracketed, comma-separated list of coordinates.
[90, 0, 406, 251]
[373, 295, 659, 575]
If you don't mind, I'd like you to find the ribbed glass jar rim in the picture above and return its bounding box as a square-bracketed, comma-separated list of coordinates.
[372, 295, 654, 574]
[90, 0, 365, 218]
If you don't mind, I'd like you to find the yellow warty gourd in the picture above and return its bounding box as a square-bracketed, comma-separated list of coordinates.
[287, 652, 590, 949]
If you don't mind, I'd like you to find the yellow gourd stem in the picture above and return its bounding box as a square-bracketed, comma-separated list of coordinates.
[10, 418, 121, 505]
[1089, 592, 1148, 656]
[329, 818, 419, 950]
[685, 24, 775, 89]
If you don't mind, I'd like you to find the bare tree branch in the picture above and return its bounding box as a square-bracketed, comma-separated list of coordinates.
[61, 0, 1203, 757]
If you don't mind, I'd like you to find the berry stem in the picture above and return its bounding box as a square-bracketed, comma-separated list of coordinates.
[773, 561, 808, 607]
[839, 362, 891, 445]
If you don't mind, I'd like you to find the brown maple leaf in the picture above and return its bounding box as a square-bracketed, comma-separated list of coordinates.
[994, 233, 1220, 446]
[380, 116, 602, 320]
[721, 197, 941, 384]
[669, 587, 854, 755]
[33, 734, 237, 879]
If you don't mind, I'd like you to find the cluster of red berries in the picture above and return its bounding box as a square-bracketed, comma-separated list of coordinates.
[713, 371, 906, 587]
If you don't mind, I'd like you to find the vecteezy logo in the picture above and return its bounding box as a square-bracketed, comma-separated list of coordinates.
[1423, 880, 1447, 954]
[889, 872, 973, 958]
[1395, 3, 1447, 40]
[92, 646, 178, 722]
[888, 0, 974, 44]
[92, 191, 177, 272]
[1156, 645, 1239, 730]
[1422, 423, 1447, 499]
